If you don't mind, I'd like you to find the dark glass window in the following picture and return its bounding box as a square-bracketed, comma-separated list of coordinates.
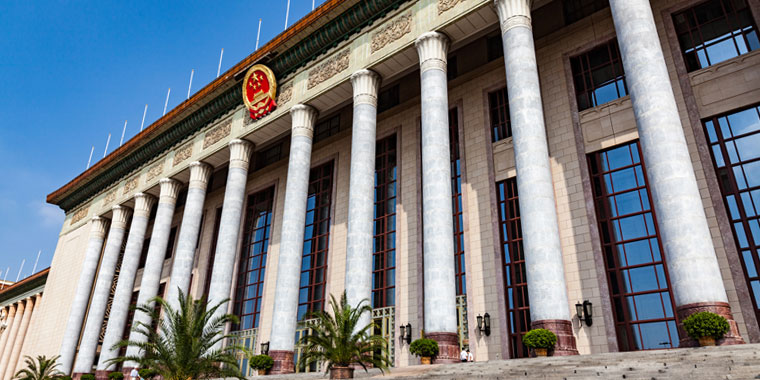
[450, 109, 466, 295]
[496, 177, 531, 358]
[118, 290, 140, 361]
[298, 161, 334, 320]
[673, 0, 759, 72]
[489, 87, 512, 142]
[487, 35, 504, 62]
[378, 85, 400, 114]
[447, 55, 459, 81]
[571, 40, 628, 111]
[203, 207, 223, 298]
[313, 115, 341, 142]
[563, 0, 609, 25]
[254, 141, 285, 171]
[372, 135, 397, 308]
[208, 167, 229, 193]
[703, 104, 760, 325]
[138, 237, 150, 269]
[589, 141, 679, 351]
[233, 187, 275, 330]
[164, 226, 177, 260]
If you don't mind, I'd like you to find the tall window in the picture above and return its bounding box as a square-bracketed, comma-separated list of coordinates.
[298, 161, 334, 320]
[488, 87, 512, 143]
[233, 187, 275, 331]
[589, 141, 679, 351]
[703, 104, 760, 325]
[450, 108, 466, 295]
[673, 0, 759, 72]
[496, 178, 531, 358]
[571, 39, 628, 111]
[563, 0, 609, 25]
[313, 115, 341, 142]
[373, 135, 398, 308]
[203, 207, 223, 298]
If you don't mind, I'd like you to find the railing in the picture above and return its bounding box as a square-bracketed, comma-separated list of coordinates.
[293, 319, 319, 373]
[456, 295, 469, 349]
[372, 306, 396, 366]
[229, 328, 257, 376]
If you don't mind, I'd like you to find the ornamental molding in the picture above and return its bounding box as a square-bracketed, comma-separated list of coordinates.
[371, 12, 412, 53]
[146, 160, 165, 182]
[277, 82, 294, 105]
[123, 177, 139, 195]
[173, 143, 193, 167]
[203, 119, 232, 149]
[70, 205, 90, 225]
[308, 49, 350, 90]
[103, 190, 117, 206]
[438, 0, 465, 14]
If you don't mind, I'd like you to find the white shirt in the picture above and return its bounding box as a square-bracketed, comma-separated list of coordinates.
[460, 350, 468, 361]
[130, 369, 139, 379]
[467, 352, 474, 362]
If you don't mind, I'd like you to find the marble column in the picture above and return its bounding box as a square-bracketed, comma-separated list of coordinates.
[4, 297, 35, 380]
[494, 0, 578, 355]
[125, 178, 183, 366]
[166, 162, 213, 311]
[0, 299, 24, 375]
[73, 205, 132, 375]
[269, 104, 318, 374]
[60, 216, 110, 374]
[415, 31, 459, 363]
[96, 193, 156, 374]
[345, 69, 381, 327]
[609, 0, 744, 346]
[0, 304, 16, 370]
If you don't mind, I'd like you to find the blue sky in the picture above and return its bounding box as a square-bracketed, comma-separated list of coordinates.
[0, 1, 325, 282]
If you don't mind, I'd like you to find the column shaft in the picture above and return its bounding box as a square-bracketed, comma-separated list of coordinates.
[0, 304, 16, 369]
[73, 206, 132, 374]
[4, 297, 34, 380]
[60, 216, 110, 374]
[269, 104, 318, 375]
[166, 162, 213, 311]
[345, 69, 381, 323]
[96, 193, 156, 372]
[609, 0, 744, 346]
[0, 300, 25, 375]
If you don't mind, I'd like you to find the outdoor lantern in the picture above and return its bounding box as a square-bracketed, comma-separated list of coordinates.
[405, 323, 412, 344]
[476, 314, 491, 336]
[477, 314, 483, 331]
[400, 324, 406, 340]
[261, 341, 270, 355]
[576, 300, 593, 327]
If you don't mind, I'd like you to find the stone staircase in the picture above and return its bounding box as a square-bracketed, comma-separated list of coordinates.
[260, 344, 760, 379]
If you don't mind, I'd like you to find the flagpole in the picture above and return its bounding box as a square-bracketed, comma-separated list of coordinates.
[140, 104, 148, 131]
[284, 0, 291, 30]
[187, 69, 195, 99]
[217, 48, 224, 78]
[256, 19, 262, 50]
[163, 88, 171, 116]
[15, 260, 25, 282]
[1, 268, 8, 289]
[312, 0, 315, 10]
[119, 120, 128, 146]
[31, 250, 40, 275]
[103, 133, 111, 158]
[86, 146, 94, 169]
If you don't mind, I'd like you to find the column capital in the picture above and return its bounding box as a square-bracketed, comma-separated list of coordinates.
[111, 205, 132, 230]
[351, 69, 381, 107]
[415, 32, 450, 73]
[188, 161, 214, 190]
[290, 104, 319, 139]
[158, 178, 183, 204]
[90, 216, 109, 238]
[493, 0, 532, 32]
[133, 192, 156, 218]
[228, 139, 254, 170]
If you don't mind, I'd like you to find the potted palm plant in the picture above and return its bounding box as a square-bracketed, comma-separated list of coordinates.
[523, 328, 557, 357]
[12, 355, 63, 380]
[248, 354, 273, 376]
[298, 292, 391, 379]
[683, 311, 730, 346]
[108, 372, 124, 380]
[409, 338, 438, 365]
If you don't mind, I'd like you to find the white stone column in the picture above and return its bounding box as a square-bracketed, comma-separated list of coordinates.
[125, 178, 183, 365]
[269, 104, 318, 375]
[60, 216, 110, 374]
[609, 0, 744, 346]
[96, 193, 156, 373]
[3, 297, 34, 380]
[0, 304, 17, 371]
[166, 162, 213, 311]
[494, 0, 578, 355]
[73, 205, 132, 374]
[0, 300, 24, 375]
[345, 69, 381, 325]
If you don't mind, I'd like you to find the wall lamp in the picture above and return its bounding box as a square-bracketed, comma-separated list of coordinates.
[399, 323, 412, 344]
[476, 313, 491, 336]
[576, 300, 593, 327]
[260, 341, 270, 355]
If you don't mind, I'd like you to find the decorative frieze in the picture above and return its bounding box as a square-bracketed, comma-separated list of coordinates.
[438, 0, 464, 14]
[103, 190, 117, 206]
[203, 119, 232, 149]
[277, 83, 293, 105]
[308, 49, 350, 90]
[123, 177, 138, 195]
[173, 143, 193, 167]
[371, 12, 412, 53]
[70, 206, 90, 225]
[146, 160, 165, 182]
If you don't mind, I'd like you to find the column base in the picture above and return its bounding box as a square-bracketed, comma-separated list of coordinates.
[95, 370, 111, 380]
[269, 350, 294, 375]
[531, 319, 579, 356]
[676, 302, 745, 347]
[426, 332, 459, 364]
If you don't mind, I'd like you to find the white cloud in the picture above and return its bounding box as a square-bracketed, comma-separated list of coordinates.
[34, 202, 64, 228]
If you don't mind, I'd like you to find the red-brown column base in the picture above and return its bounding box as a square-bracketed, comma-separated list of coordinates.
[95, 370, 111, 380]
[531, 319, 579, 356]
[269, 350, 295, 375]
[676, 301, 745, 347]
[426, 332, 460, 364]
[72, 373, 85, 380]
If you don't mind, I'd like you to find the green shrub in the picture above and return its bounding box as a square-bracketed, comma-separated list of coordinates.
[108, 371, 125, 380]
[683, 311, 730, 339]
[59, 377, 73, 380]
[523, 329, 557, 349]
[409, 338, 439, 357]
[80, 374, 95, 380]
[249, 354, 274, 370]
[138, 368, 159, 379]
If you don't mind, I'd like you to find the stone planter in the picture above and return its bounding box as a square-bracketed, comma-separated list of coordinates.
[257, 368, 267, 376]
[698, 337, 716, 347]
[534, 348, 549, 357]
[420, 356, 432, 365]
[330, 366, 354, 379]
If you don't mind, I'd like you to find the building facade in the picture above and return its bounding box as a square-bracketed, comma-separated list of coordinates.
[16, 0, 760, 377]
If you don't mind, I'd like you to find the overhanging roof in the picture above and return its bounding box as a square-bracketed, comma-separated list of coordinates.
[0, 268, 49, 305]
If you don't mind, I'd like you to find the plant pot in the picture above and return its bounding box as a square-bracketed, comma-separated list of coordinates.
[534, 348, 548, 357]
[257, 369, 267, 376]
[420, 356, 432, 365]
[698, 336, 716, 346]
[329, 366, 354, 379]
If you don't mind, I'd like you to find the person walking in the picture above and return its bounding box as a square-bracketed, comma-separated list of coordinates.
[130, 367, 140, 380]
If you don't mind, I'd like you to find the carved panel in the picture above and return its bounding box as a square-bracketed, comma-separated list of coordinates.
[123, 177, 138, 195]
[371, 12, 412, 53]
[146, 160, 165, 182]
[438, 0, 464, 14]
[203, 119, 232, 149]
[103, 190, 117, 206]
[70, 205, 89, 225]
[307, 49, 350, 90]
[277, 82, 293, 105]
[173, 143, 193, 167]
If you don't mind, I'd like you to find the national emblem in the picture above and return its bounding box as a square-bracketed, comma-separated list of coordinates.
[242, 64, 278, 121]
